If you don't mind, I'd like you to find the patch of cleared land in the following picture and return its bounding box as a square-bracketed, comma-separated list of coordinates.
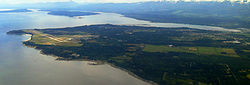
[247, 74, 250, 79]
[143, 44, 239, 57]
[23, 29, 88, 46]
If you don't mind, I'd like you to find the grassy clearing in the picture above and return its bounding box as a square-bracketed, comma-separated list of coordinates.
[31, 34, 58, 45]
[133, 29, 156, 32]
[24, 30, 83, 46]
[109, 56, 132, 63]
[247, 74, 250, 79]
[242, 50, 250, 53]
[235, 33, 250, 38]
[143, 45, 239, 57]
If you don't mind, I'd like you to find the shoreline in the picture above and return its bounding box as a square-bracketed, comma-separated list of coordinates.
[107, 63, 158, 85]
[120, 13, 242, 32]
[22, 34, 158, 85]
[22, 34, 32, 41]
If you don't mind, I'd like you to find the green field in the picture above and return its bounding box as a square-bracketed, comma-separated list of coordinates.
[143, 45, 239, 57]
[247, 74, 250, 79]
[23, 30, 83, 46]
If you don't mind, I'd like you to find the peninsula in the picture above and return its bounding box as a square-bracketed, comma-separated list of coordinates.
[7, 24, 250, 85]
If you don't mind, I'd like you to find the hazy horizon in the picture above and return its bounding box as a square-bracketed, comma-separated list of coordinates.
[0, 0, 249, 4]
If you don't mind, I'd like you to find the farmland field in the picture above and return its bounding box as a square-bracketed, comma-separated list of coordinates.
[143, 45, 239, 57]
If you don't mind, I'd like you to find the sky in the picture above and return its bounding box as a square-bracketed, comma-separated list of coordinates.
[0, 0, 247, 4]
[0, 0, 154, 4]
